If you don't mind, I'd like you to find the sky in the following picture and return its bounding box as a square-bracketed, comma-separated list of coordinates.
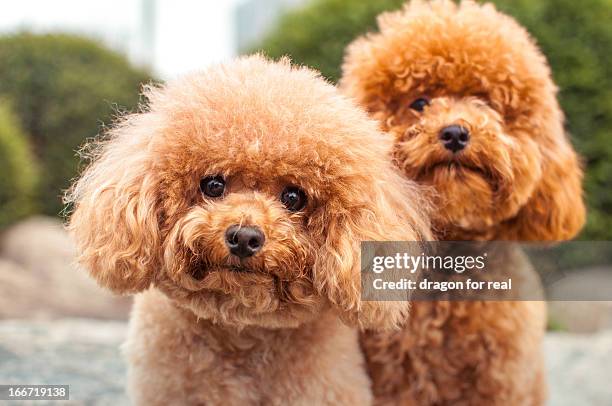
[0, 0, 242, 79]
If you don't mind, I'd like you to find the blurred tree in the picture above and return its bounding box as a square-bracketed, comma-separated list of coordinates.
[251, 0, 404, 82]
[0, 33, 152, 216]
[0, 101, 38, 228]
[491, 0, 612, 240]
[252, 0, 612, 240]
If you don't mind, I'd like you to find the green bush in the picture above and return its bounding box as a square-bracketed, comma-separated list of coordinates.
[0, 33, 152, 216]
[491, 0, 612, 240]
[252, 0, 612, 240]
[250, 0, 404, 82]
[0, 101, 38, 228]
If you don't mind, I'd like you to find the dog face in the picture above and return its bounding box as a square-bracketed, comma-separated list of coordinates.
[68, 56, 430, 329]
[341, 0, 585, 240]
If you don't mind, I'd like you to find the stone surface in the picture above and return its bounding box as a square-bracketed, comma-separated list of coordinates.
[544, 330, 612, 406]
[0, 319, 128, 405]
[0, 319, 611, 406]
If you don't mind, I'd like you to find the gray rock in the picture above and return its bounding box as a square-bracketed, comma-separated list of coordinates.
[0, 216, 131, 320]
[0, 319, 611, 405]
[547, 268, 612, 333]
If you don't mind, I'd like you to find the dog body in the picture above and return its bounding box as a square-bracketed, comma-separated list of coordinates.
[360, 300, 547, 405]
[68, 56, 431, 405]
[341, 1, 585, 404]
[125, 290, 370, 405]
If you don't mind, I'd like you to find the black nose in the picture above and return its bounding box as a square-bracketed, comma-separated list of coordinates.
[225, 225, 265, 259]
[439, 125, 470, 153]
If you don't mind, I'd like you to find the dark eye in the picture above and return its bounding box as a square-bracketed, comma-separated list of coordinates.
[280, 186, 307, 212]
[409, 97, 430, 112]
[200, 176, 225, 198]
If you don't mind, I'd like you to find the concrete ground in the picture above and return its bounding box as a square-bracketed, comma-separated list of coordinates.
[0, 319, 611, 406]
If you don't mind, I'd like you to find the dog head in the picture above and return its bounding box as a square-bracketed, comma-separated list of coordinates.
[67, 55, 430, 329]
[341, 0, 585, 240]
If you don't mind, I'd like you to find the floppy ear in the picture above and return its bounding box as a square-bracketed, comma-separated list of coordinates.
[313, 168, 431, 330]
[503, 126, 585, 241]
[67, 114, 162, 294]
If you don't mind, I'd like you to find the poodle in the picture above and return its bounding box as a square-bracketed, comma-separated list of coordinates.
[66, 55, 432, 405]
[340, 1, 585, 404]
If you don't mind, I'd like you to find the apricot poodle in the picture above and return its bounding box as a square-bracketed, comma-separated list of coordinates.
[67, 56, 431, 405]
[341, 1, 585, 405]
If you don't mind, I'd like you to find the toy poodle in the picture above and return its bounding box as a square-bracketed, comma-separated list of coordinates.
[341, 0, 585, 404]
[67, 55, 432, 405]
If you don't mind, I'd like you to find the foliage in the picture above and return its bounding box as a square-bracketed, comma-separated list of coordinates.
[491, 0, 612, 240]
[0, 101, 38, 228]
[250, 0, 404, 82]
[0, 33, 152, 215]
[253, 0, 612, 240]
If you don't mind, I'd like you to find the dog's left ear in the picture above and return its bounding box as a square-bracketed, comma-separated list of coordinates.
[313, 168, 431, 330]
[503, 115, 586, 241]
[66, 113, 162, 294]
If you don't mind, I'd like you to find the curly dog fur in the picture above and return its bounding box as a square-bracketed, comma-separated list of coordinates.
[341, 1, 585, 404]
[67, 55, 432, 405]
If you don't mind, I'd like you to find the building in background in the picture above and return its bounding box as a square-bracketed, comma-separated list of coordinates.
[235, 0, 304, 52]
[0, 0, 240, 79]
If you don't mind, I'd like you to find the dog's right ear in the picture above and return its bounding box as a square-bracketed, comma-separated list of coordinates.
[313, 166, 432, 331]
[67, 113, 161, 294]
